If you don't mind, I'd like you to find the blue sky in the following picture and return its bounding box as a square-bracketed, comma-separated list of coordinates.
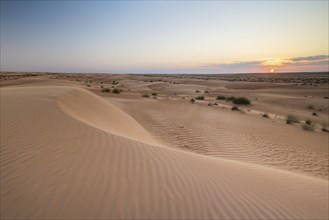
[1, 1, 328, 73]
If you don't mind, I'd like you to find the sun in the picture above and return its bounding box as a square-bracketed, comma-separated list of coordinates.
[270, 69, 274, 73]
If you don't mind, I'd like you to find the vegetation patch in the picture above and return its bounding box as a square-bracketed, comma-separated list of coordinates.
[232, 97, 251, 105]
[195, 95, 205, 100]
[112, 88, 122, 94]
[216, 95, 226, 100]
[286, 114, 299, 124]
[101, 88, 111, 93]
[142, 93, 150, 98]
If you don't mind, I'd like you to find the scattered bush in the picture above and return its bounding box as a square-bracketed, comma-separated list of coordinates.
[102, 88, 111, 93]
[112, 88, 122, 94]
[232, 97, 251, 105]
[190, 98, 195, 103]
[151, 92, 157, 96]
[216, 95, 226, 100]
[195, 90, 201, 93]
[305, 119, 312, 125]
[142, 93, 150, 98]
[196, 95, 205, 100]
[100, 85, 104, 88]
[286, 114, 299, 124]
[307, 104, 314, 109]
[86, 84, 91, 87]
[112, 80, 119, 85]
[208, 103, 213, 106]
[204, 90, 209, 93]
[231, 106, 239, 111]
[312, 112, 318, 116]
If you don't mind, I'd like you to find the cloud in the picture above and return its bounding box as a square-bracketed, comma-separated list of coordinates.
[202, 55, 329, 73]
[290, 55, 329, 62]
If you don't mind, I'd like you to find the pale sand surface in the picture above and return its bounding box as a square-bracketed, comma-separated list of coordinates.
[1, 74, 328, 219]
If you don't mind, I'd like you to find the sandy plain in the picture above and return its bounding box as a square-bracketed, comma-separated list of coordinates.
[0, 72, 328, 219]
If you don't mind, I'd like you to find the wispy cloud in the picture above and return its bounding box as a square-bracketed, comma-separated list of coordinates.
[202, 55, 329, 73]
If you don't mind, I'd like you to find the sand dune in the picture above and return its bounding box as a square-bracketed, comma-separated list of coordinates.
[1, 84, 328, 219]
[57, 87, 160, 146]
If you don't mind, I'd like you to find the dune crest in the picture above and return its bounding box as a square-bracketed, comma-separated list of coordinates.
[57, 87, 160, 146]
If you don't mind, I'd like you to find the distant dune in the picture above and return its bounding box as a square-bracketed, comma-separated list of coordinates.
[0, 74, 328, 219]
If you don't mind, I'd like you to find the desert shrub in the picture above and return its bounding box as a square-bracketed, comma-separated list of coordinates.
[312, 112, 318, 116]
[196, 95, 205, 100]
[86, 84, 91, 87]
[307, 104, 314, 109]
[112, 80, 119, 85]
[142, 93, 150, 98]
[195, 90, 201, 93]
[151, 92, 157, 96]
[204, 90, 209, 93]
[232, 97, 251, 105]
[112, 88, 121, 94]
[190, 98, 195, 103]
[102, 88, 111, 93]
[305, 119, 312, 125]
[302, 124, 314, 131]
[216, 95, 226, 100]
[208, 103, 213, 106]
[322, 127, 329, 132]
[231, 106, 239, 111]
[286, 114, 299, 124]
[100, 85, 104, 88]
[262, 113, 269, 118]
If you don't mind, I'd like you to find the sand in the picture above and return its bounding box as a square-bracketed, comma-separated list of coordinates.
[0, 74, 328, 219]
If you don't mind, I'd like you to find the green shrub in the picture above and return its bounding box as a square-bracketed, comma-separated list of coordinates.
[232, 97, 251, 105]
[286, 114, 299, 124]
[112, 88, 121, 94]
[190, 98, 195, 103]
[151, 92, 157, 96]
[142, 93, 150, 98]
[101, 88, 111, 93]
[195, 95, 205, 100]
[216, 95, 226, 100]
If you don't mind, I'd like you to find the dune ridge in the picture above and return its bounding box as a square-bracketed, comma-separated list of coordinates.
[1, 85, 328, 219]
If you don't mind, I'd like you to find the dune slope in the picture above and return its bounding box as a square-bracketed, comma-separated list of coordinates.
[0, 86, 328, 219]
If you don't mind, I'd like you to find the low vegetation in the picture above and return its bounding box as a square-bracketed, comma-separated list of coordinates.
[232, 97, 251, 105]
[112, 88, 122, 94]
[286, 114, 299, 124]
[262, 113, 269, 118]
[216, 95, 226, 100]
[190, 98, 195, 103]
[142, 93, 150, 98]
[151, 92, 157, 96]
[195, 95, 205, 100]
[101, 88, 111, 93]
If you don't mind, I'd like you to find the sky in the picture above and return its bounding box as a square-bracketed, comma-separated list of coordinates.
[1, 1, 328, 74]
